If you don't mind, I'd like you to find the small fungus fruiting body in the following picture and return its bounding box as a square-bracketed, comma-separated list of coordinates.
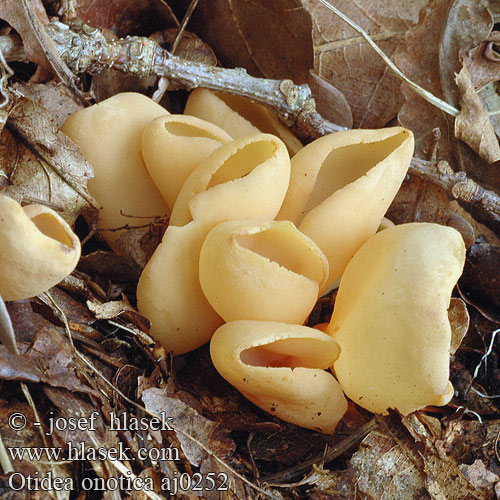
[170, 133, 290, 227]
[0, 194, 81, 301]
[199, 220, 329, 324]
[210, 321, 347, 433]
[141, 115, 232, 210]
[138, 134, 291, 355]
[184, 88, 302, 155]
[277, 127, 414, 289]
[60, 92, 169, 248]
[136, 220, 223, 355]
[327, 222, 466, 415]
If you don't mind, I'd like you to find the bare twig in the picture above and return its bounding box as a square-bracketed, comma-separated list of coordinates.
[410, 158, 500, 228]
[45, 22, 344, 138]
[1, 22, 499, 227]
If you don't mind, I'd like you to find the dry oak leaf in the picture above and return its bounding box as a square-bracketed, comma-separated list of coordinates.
[307, 70, 353, 128]
[438, 0, 493, 107]
[395, 0, 500, 191]
[142, 387, 235, 468]
[0, 97, 95, 224]
[0, 399, 72, 500]
[351, 414, 488, 500]
[462, 32, 500, 90]
[0, 0, 51, 72]
[152, 28, 219, 67]
[69, 0, 179, 37]
[455, 63, 500, 163]
[192, 0, 313, 83]
[0, 0, 79, 86]
[302, 0, 427, 128]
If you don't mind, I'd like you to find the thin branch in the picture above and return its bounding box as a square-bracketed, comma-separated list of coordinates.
[316, 0, 459, 117]
[45, 22, 344, 137]
[410, 158, 500, 228]
[2, 24, 499, 227]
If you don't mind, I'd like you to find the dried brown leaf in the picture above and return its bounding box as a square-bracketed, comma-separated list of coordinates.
[78, 251, 141, 285]
[449, 297, 470, 355]
[307, 70, 352, 128]
[350, 425, 430, 499]
[303, 0, 427, 128]
[193, 0, 313, 83]
[37, 287, 96, 329]
[438, 0, 493, 107]
[0, 0, 51, 72]
[142, 387, 235, 467]
[152, 28, 218, 66]
[199, 456, 249, 500]
[0, 398, 72, 499]
[43, 387, 125, 483]
[0, 306, 96, 394]
[395, 0, 455, 161]
[455, 64, 500, 163]
[108, 216, 167, 269]
[352, 414, 487, 500]
[395, 0, 500, 193]
[0, 0, 79, 88]
[459, 460, 499, 491]
[387, 177, 485, 245]
[462, 33, 500, 90]
[87, 299, 134, 320]
[73, 0, 179, 36]
[402, 413, 490, 499]
[0, 97, 95, 224]
[11, 81, 83, 128]
[443, 419, 500, 464]
[391, 0, 500, 236]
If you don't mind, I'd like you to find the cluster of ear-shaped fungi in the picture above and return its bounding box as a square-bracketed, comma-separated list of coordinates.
[54, 90, 466, 434]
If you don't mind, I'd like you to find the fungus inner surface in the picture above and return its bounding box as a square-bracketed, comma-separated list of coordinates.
[31, 213, 73, 247]
[236, 225, 324, 283]
[216, 92, 276, 134]
[164, 121, 222, 140]
[240, 337, 335, 368]
[303, 131, 408, 218]
[207, 140, 276, 188]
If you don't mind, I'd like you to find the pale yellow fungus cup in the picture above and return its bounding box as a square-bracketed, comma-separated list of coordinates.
[184, 88, 302, 155]
[170, 133, 290, 227]
[136, 220, 223, 355]
[327, 222, 465, 415]
[141, 115, 232, 210]
[277, 127, 414, 290]
[0, 194, 81, 301]
[60, 92, 170, 249]
[210, 320, 347, 434]
[199, 220, 329, 324]
[138, 134, 291, 355]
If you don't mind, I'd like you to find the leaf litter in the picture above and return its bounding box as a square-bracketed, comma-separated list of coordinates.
[0, 0, 499, 499]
